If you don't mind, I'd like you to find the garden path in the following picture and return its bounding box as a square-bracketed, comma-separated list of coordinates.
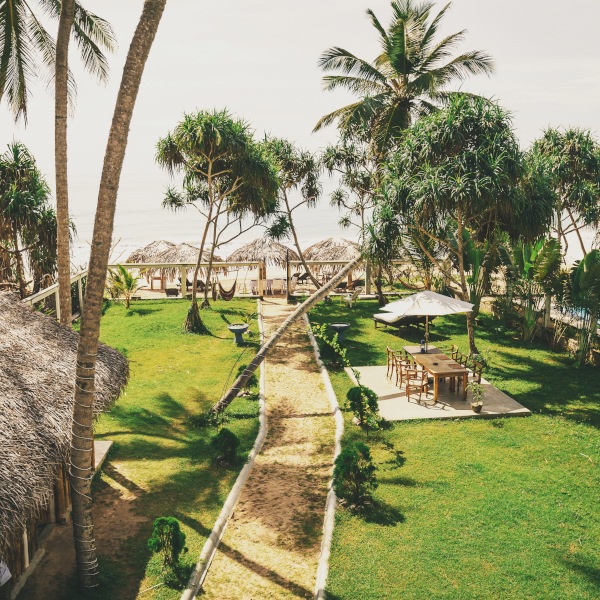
[201, 298, 335, 599]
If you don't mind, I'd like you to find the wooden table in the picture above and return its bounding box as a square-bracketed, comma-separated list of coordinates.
[403, 345, 468, 402]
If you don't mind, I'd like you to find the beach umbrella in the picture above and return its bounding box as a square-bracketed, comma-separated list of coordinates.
[126, 239, 174, 263]
[381, 290, 473, 350]
[153, 243, 224, 281]
[303, 236, 362, 278]
[228, 238, 299, 280]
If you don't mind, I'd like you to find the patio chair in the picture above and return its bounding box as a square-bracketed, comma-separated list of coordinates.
[250, 280, 258, 295]
[394, 355, 413, 387]
[266, 279, 273, 294]
[343, 287, 362, 308]
[297, 272, 310, 284]
[451, 344, 460, 360]
[334, 281, 348, 293]
[386, 347, 398, 378]
[457, 359, 484, 393]
[348, 278, 365, 290]
[405, 368, 429, 404]
[271, 279, 284, 295]
[373, 313, 430, 330]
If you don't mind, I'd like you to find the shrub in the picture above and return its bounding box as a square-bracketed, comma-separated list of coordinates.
[211, 427, 240, 464]
[148, 517, 187, 569]
[346, 385, 380, 427]
[311, 323, 349, 369]
[333, 442, 378, 506]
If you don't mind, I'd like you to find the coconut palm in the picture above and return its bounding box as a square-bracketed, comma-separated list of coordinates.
[107, 264, 141, 309]
[157, 110, 279, 331]
[69, 0, 166, 588]
[263, 137, 322, 288]
[314, 0, 494, 151]
[0, 0, 116, 122]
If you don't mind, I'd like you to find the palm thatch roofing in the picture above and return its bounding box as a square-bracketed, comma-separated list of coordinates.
[126, 239, 175, 263]
[0, 292, 128, 553]
[303, 237, 363, 275]
[227, 238, 299, 268]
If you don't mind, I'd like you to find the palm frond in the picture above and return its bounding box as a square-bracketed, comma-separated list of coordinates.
[318, 46, 387, 85]
[322, 74, 388, 96]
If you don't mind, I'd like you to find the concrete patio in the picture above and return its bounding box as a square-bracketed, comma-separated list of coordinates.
[347, 365, 531, 421]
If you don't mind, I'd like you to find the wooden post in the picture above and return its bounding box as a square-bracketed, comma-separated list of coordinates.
[286, 251, 291, 304]
[22, 530, 29, 570]
[54, 290, 61, 322]
[365, 261, 372, 295]
[77, 275, 84, 315]
[181, 267, 187, 298]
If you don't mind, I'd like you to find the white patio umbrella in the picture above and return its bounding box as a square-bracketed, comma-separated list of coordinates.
[381, 290, 473, 350]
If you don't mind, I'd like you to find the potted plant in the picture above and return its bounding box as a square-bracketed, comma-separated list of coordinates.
[467, 381, 484, 413]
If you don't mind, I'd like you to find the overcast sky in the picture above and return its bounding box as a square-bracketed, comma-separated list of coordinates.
[0, 0, 599, 255]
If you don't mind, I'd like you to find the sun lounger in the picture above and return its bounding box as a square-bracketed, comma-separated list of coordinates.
[165, 288, 179, 297]
[373, 313, 432, 329]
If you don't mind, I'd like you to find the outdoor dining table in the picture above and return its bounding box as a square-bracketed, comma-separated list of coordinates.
[403, 345, 468, 402]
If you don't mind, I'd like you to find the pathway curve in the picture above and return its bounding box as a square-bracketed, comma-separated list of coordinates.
[201, 299, 335, 599]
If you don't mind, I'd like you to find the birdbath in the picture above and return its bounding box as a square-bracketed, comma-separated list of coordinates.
[329, 322, 351, 344]
[228, 323, 249, 345]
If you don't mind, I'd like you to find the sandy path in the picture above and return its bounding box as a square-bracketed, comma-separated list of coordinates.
[201, 299, 335, 599]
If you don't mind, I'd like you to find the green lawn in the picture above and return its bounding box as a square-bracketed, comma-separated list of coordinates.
[66, 299, 260, 599]
[308, 300, 600, 600]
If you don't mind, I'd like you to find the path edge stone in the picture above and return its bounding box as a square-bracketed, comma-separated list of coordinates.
[181, 299, 268, 600]
[304, 314, 344, 600]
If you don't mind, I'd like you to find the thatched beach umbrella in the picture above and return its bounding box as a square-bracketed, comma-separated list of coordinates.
[304, 237, 363, 280]
[0, 292, 128, 555]
[228, 238, 299, 281]
[141, 243, 224, 282]
[126, 239, 174, 263]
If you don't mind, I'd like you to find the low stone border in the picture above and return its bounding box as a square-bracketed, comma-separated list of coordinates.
[304, 314, 344, 600]
[181, 299, 268, 600]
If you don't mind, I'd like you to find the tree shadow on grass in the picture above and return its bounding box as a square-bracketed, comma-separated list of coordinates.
[561, 555, 600, 592]
[355, 498, 405, 526]
[125, 307, 160, 317]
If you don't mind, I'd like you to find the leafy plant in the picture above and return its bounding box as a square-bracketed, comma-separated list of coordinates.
[346, 385, 380, 427]
[147, 517, 187, 570]
[210, 428, 240, 465]
[106, 264, 141, 308]
[333, 442, 378, 506]
[311, 322, 349, 369]
[467, 381, 484, 406]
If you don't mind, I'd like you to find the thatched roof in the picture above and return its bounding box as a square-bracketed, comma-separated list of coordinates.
[126, 239, 175, 263]
[0, 292, 128, 553]
[227, 238, 299, 268]
[304, 236, 361, 262]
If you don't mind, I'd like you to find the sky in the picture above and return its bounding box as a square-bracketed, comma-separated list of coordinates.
[0, 0, 599, 263]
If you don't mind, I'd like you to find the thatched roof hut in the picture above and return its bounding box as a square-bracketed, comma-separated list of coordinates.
[0, 292, 128, 554]
[126, 239, 175, 263]
[228, 238, 299, 268]
[304, 236, 361, 262]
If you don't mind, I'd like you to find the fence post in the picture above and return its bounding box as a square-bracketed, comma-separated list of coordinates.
[55, 289, 61, 322]
[181, 267, 187, 298]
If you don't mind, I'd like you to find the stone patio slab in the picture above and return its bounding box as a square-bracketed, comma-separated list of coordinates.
[347, 366, 531, 421]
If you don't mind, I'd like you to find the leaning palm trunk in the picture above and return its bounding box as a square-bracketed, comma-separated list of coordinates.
[69, 0, 167, 589]
[211, 255, 363, 413]
[55, 0, 75, 325]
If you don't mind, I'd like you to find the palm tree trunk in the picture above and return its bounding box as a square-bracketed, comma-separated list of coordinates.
[69, 0, 167, 589]
[211, 256, 363, 413]
[457, 214, 478, 354]
[201, 206, 220, 309]
[284, 192, 320, 288]
[55, 0, 75, 326]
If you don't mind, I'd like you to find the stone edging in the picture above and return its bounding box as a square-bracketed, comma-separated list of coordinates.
[304, 314, 344, 600]
[181, 299, 268, 600]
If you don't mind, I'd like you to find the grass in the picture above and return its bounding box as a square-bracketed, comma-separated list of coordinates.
[62, 298, 261, 599]
[308, 300, 600, 600]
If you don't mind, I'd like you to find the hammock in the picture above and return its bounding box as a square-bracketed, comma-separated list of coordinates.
[218, 278, 237, 301]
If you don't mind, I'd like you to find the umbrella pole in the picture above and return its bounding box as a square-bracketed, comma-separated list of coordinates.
[426, 315, 429, 352]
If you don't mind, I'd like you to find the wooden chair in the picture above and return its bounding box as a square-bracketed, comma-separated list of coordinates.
[451, 344, 460, 360]
[458, 360, 484, 393]
[395, 355, 413, 387]
[405, 368, 429, 404]
[386, 347, 398, 378]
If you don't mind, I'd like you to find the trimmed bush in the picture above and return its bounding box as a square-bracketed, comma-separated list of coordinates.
[211, 427, 240, 464]
[147, 517, 187, 569]
[346, 385, 379, 426]
[333, 442, 378, 506]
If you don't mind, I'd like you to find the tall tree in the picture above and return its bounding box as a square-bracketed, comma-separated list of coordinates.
[55, 0, 75, 325]
[157, 110, 279, 331]
[0, 142, 57, 297]
[531, 128, 600, 256]
[383, 96, 553, 353]
[314, 0, 494, 152]
[69, 0, 167, 588]
[0, 0, 115, 122]
[263, 137, 322, 288]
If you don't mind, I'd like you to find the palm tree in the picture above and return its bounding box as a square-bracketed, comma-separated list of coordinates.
[263, 137, 322, 288]
[69, 0, 167, 589]
[211, 255, 363, 414]
[156, 110, 279, 331]
[0, 0, 116, 122]
[107, 264, 141, 309]
[531, 128, 600, 256]
[0, 142, 55, 298]
[314, 0, 494, 151]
